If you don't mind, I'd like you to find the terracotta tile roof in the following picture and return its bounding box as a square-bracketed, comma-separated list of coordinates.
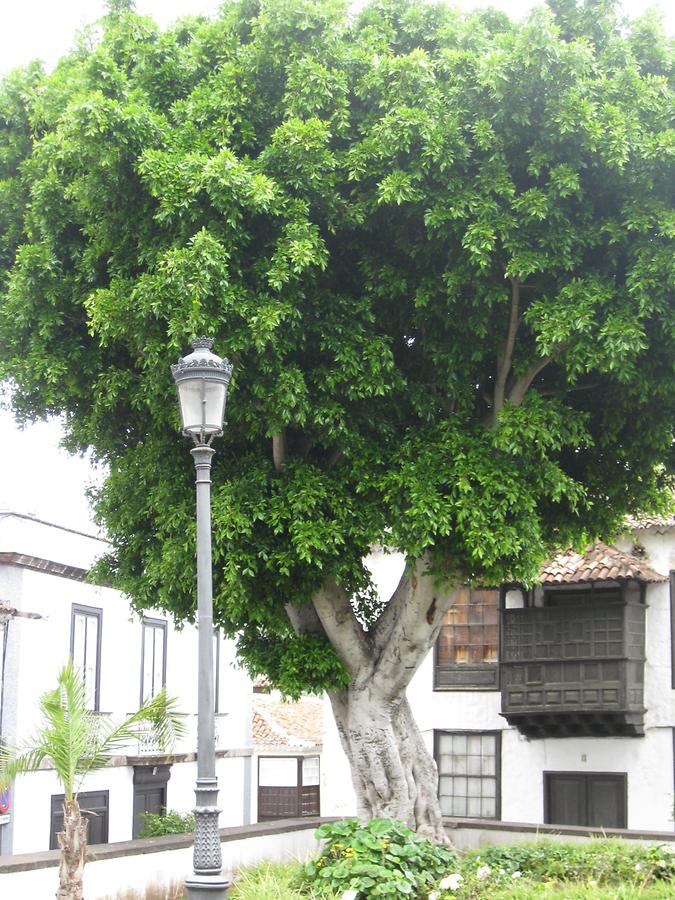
[541, 541, 667, 585]
[252, 695, 323, 749]
[252, 711, 287, 746]
[625, 513, 675, 533]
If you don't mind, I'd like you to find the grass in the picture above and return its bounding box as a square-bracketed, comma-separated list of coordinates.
[484, 883, 675, 898]
[109, 883, 185, 899]
[228, 862, 339, 899]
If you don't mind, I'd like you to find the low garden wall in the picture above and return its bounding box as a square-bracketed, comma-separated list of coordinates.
[0, 817, 333, 898]
[446, 817, 675, 850]
[2, 815, 673, 897]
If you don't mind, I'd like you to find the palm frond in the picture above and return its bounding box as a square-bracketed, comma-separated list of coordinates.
[0, 743, 48, 791]
[85, 690, 185, 758]
[39, 660, 92, 798]
[3, 662, 185, 799]
[76, 689, 186, 785]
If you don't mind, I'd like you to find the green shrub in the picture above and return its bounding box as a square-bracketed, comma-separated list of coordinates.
[138, 810, 195, 838]
[305, 818, 457, 898]
[461, 840, 675, 886]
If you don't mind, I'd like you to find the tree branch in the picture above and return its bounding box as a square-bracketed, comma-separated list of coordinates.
[327, 446, 343, 469]
[536, 380, 600, 397]
[284, 601, 325, 637]
[492, 278, 520, 423]
[310, 578, 372, 681]
[272, 431, 287, 471]
[371, 565, 414, 655]
[508, 355, 553, 407]
[372, 557, 463, 700]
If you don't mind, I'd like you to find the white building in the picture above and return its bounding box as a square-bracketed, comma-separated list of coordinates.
[323, 517, 675, 833]
[0, 511, 254, 856]
[252, 692, 323, 823]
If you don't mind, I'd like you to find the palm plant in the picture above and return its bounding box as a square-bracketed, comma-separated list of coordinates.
[0, 660, 185, 900]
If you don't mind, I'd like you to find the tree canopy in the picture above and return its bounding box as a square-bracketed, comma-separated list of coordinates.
[1, 0, 673, 698]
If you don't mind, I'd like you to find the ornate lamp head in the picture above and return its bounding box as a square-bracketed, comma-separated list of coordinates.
[171, 338, 233, 443]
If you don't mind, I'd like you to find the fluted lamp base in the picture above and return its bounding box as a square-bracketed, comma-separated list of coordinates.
[185, 874, 231, 898]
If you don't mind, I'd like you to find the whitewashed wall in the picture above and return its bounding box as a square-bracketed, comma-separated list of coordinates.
[617, 528, 675, 731]
[0, 513, 254, 855]
[0, 822, 323, 899]
[321, 528, 675, 832]
[11, 767, 133, 854]
[0, 512, 103, 571]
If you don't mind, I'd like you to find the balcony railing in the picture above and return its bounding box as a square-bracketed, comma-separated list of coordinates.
[131, 713, 229, 756]
[500, 600, 645, 738]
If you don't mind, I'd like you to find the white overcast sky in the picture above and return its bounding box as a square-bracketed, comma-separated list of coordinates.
[0, 0, 672, 532]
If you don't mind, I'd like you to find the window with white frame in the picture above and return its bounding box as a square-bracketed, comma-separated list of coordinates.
[434, 588, 500, 690]
[70, 605, 102, 711]
[141, 618, 167, 705]
[302, 755, 320, 787]
[435, 731, 500, 819]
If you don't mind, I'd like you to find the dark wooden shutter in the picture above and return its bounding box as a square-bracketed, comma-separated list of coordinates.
[545, 773, 585, 826]
[587, 774, 626, 828]
[300, 785, 320, 816]
[257, 756, 321, 821]
[50, 791, 109, 850]
[545, 772, 626, 829]
[132, 765, 170, 837]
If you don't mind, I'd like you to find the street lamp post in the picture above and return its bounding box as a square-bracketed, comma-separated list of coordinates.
[171, 337, 233, 899]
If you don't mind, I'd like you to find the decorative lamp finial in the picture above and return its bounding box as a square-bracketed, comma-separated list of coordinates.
[192, 337, 214, 350]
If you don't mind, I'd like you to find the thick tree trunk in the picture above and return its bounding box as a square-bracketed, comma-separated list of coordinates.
[328, 685, 449, 845]
[287, 556, 463, 845]
[56, 798, 87, 900]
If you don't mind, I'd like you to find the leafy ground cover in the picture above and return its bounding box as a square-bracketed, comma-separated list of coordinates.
[228, 855, 675, 900]
[428, 839, 675, 898]
[307, 818, 457, 897]
[227, 820, 675, 900]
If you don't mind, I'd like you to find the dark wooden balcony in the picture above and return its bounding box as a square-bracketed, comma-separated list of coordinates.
[500, 599, 646, 738]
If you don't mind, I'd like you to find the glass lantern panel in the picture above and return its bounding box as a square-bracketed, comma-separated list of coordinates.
[204, 381, 227, 433]
[177, 379, 205, 433]
[178, 379, 226, 435]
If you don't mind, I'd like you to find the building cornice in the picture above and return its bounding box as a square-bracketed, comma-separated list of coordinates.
[0, 511, 104, 543]
[17, 748, 254, 773]
[0, 552, 89, 582]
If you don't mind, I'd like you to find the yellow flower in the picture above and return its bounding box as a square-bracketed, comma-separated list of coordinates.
[344, 847, 356, 857]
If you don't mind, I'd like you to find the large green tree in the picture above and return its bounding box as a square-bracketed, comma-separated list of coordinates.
[0, 0, 673, 838]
